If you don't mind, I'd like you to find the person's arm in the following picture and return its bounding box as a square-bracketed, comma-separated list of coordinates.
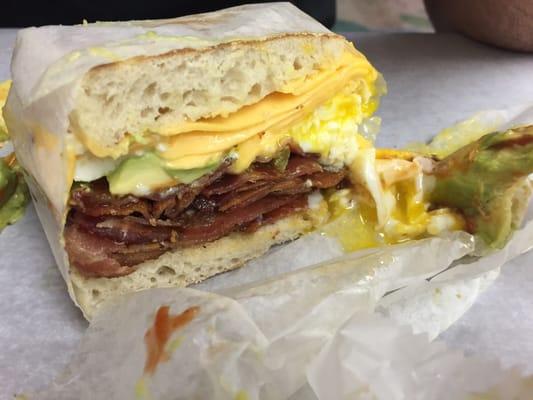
[424, 0, 533, 52]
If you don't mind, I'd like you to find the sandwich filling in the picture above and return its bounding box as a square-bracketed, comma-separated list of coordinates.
[66, 151, 344, 277]
[63, 44, 464, 279]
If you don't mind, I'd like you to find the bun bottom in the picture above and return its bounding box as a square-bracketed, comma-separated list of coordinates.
[70, 201, 329, 319]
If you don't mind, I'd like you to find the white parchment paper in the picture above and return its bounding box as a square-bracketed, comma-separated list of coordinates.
[27, 218, 533, 399]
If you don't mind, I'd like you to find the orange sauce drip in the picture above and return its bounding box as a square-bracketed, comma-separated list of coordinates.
[143, 305, 199, 376]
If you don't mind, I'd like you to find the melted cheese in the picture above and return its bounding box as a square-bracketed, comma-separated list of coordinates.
[156, 50, 372, 137]
[229, 134, 264, 173]
[163, 151, 224, 170]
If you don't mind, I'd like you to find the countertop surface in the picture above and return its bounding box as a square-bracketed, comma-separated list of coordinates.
[1, 29, 533, 397]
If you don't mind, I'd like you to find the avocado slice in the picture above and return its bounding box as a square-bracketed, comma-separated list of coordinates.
[107, 152, 222, 195]
[107, 153, 175, 196]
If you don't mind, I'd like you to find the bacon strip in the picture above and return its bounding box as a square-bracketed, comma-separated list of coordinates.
[65, 153, 346, 278]
[240, 195, 309, 233]
[64, 223, 131, 277]
[178, 195, 302, 246]
[70, 180, 152, 220]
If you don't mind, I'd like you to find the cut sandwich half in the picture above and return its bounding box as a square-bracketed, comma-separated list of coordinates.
[61, 8, 386, 311]
[4, 3, 532, 319]
[64, 31, 382, 270]
[4, 3, 386, 317]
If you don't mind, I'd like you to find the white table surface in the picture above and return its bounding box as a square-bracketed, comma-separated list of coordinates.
[1, 29, 533, 398]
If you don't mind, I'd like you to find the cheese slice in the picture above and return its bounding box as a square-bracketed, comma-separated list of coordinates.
[75, 45, 377, 159]
[157, 51, 376, 161]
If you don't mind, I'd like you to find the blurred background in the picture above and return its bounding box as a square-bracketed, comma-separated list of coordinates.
[0, 0, 531, 52]
[335, 0, 431, 32]
[0, 0, 431, 31]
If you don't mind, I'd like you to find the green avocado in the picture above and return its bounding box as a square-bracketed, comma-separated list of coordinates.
[430, 125, 533, 248]
[107, 152, 221, 195]
[0, 158, 30, 231]
[107, 153, 175, 195]
[0, 159, 14, 197]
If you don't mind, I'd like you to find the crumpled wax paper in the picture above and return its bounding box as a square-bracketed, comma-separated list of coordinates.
[24, 105, 533, 399]
[28, 224, 533, 399]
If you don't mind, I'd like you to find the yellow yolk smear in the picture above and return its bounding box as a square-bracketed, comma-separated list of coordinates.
[322, 152, 466, 253]
[322, 189, 381, 251]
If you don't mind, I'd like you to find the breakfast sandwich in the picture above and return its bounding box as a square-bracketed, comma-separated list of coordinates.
[4, 3, 532, 318]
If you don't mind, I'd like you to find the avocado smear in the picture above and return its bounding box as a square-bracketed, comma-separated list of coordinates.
[431, 125, 533, 248]
[107, 152, 221, 196]
[0, 156, 30, 231]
